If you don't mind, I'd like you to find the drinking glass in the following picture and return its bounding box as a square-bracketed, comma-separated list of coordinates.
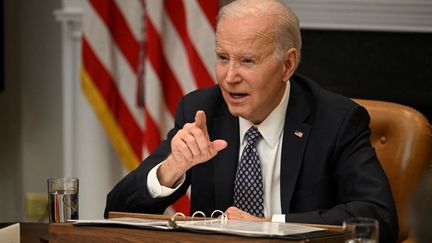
[47, 177, 79, 223]
[343, 217, 379, 243]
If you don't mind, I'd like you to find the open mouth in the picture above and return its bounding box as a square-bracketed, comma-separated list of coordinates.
[230, 92, 248, 99]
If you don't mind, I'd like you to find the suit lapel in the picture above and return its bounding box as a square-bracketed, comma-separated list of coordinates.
[209, 112, 239, 211]
[280, 80, 312, 214]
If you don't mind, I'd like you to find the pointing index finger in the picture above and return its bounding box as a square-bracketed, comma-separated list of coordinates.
[195, 110, 207, 132]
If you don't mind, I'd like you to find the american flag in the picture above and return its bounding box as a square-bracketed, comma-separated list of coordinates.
[81, 0, 219, 215]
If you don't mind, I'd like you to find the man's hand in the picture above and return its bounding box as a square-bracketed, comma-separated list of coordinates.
[157, 110, 227, 187]
[225, 206, 270, 222]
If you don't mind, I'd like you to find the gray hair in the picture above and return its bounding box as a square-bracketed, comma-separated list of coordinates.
[217, 0, 302, 65]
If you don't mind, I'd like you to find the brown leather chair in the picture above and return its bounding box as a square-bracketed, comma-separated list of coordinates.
[353, 99, 432, 243]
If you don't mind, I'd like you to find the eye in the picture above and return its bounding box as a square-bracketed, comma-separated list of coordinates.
[217, 54, 228, 63]
[242, 58, 255, 64]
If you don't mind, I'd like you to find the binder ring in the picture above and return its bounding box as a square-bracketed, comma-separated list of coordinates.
[168, 212, 186, 229]
[191, 211, 206, 221]
[210, 209, 224, 218]
[210, 210, 228, 224]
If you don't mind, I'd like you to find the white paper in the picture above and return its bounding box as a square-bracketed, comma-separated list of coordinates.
[74, 217, 170, 230]
[176, 220, 324, 237]
[74, 217, 325, 238]
[0, 223, 20, 243]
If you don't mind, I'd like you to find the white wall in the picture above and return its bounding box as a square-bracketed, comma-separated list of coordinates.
[0, 0, 21, 222]
[0, 0, 64, 221]
[0, 0, 125, 222]
[284, 0, 432, 32]
[20, 0, 63, 217]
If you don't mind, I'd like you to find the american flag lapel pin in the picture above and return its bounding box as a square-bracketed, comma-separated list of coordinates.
[294, 130, 303, 138]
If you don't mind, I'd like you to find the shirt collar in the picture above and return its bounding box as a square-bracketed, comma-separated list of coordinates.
[239, 81, 290, 148]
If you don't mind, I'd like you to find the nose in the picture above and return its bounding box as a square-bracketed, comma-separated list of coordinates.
[224, 62, 241, 84]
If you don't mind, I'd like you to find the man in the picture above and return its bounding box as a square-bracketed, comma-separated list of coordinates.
[105, 0, 398, 242]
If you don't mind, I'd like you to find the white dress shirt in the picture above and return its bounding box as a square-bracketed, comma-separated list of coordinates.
[147, 82, 291, 218]
[238, 82, 290, 217]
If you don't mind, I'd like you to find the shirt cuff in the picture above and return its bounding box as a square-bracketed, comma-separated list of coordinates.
[147, 162, 186, 198]
[271, 214, 286, 223]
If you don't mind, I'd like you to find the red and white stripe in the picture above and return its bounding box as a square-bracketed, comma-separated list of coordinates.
[81, 0, 219, 216]
[144, 0, 219, 214]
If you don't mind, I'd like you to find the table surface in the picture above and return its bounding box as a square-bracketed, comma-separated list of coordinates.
[1, 213, 347, 243]
[48, 212, 346, 243]
[49, 223, 345, 243]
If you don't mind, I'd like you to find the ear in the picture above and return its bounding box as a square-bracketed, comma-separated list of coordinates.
[281, 48, 297, 82]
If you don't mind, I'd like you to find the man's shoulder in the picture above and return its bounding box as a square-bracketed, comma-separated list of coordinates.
[291, 73, 369, 127]
[292, 73, 359, 112]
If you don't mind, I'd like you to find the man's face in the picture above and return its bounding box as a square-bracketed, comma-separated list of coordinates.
[215, 16, 288, 124]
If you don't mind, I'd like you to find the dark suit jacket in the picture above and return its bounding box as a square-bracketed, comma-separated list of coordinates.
[105, 74, 398, 242]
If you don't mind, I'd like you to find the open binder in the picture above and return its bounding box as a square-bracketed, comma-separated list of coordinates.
[73, 211, 344, 240]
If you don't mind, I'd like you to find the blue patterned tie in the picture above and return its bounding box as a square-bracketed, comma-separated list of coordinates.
[233, 126, 264, 217]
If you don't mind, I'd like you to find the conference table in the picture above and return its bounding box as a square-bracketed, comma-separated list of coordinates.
[48, 212, 347, 242]
[5, 212, 347, 242]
